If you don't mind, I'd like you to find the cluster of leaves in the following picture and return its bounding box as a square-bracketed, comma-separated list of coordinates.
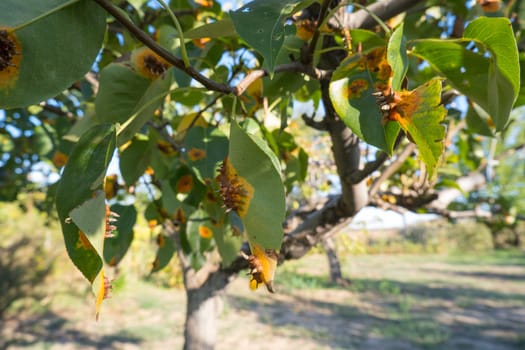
[0, 0, 522, 315]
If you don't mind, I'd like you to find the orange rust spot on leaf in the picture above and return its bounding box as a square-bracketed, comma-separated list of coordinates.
[192, 37, 211, 48]
[148, 219, 158, 229]
[0, 28, 21, 89]
[95, 270, 112, 321]
[175, 208, 187, 224]
[188, 148, 206, 161]
[388, 90, 421, 128]
[131, 47, 172, 79]
[104, 174, 119, 200]
[194, 0, 214, 7]
[176, 174, 194, 193]
[198, 225, 213, 239]
[52, 151, 68, 168]
[76, 231, 93, 250]
[156, 140, 177, 156]
[245, 244, 278, 293]
[347, 79, 369, 99]
[156, 233, 165, 247]
[295, 19, 316, 41]
[477, 0, 501, 12]
[216, 158, 254, 218]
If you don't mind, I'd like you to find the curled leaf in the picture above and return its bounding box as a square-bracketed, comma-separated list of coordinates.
[244, 244, 278, 293]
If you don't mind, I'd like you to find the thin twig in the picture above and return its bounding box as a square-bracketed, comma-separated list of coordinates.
[93, 0, 232, 94]
[369, 143, 416, 197]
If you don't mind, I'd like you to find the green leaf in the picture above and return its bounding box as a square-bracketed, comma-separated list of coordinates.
[184, 18, 237, 39]
[466, 103, 494, 136]
[349, 29, 386, 52]
[391, 78, 446, 179]
[103, 204, 137, 266]
[95, 64, 172, 145]
[119, 135, 151, 186]
[151, 233, 176, 273]
[56, 124, 117, 283]
[0, 0, 106, 108]
[214, 226, 242, 267]
[228, 122, 285, 250]
[410, 17, 519, 131]
[387, 23, 408, 91]
[95, 64, 151, 124]
[230, 0, 300, 72]
[184, 126, 229, 181]
[329, 52, 399, 153]
[186, 209, 215, 253]
[69, 190, 106, 235]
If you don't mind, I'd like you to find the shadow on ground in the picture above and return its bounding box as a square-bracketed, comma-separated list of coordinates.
[226, 256, 525, 350]
[1, 310, 142, 350]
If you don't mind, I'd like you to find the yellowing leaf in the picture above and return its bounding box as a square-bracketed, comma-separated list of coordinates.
[246, 244, 278, 293]
[94, 270, 112, 320]
[388, 78, 446, 179]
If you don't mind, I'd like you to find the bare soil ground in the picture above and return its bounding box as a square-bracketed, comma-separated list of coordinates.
[2, 251, 525, 350]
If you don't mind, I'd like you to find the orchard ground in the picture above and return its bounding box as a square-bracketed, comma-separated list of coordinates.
[2, 247, 524, 350]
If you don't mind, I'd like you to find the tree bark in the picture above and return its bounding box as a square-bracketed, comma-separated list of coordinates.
[322, 236, 351, 286]
[183, 268, 231, 350]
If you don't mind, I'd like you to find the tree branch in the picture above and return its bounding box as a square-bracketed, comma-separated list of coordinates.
[369, 143, 416, 197]
[94, 0, 233, 94]
[348, 151, 389, 184]
[331, 0, 425, 30]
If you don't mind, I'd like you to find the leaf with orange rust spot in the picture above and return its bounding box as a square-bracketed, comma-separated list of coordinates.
[217, 158, 254, 218]
[228, 122, 285, 250]
[94, 269, 112, 320]
[187, 209, 216, 255]
[176, 174, 194, 193]
[330, 47, 399, 153]
[0, 1, 106, 108]
[246, 244, 278, 293]
[188, 148, 206, 161]
[184, 127, 228, 181]
[104, 174, 119, 200]
[52, 150, 68, 168]
[388, 78, 446, 179]
[0, 29, 21, 89]
[198, 225, 213, 239]
[103, 204, 136, 267]
[131, 47, 172, 79]
[56, 124, 116, 284]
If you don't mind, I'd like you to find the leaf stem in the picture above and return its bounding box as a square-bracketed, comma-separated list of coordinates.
[155, 0, 190, 67]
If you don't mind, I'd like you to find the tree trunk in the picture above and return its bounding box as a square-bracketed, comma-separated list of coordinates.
[183, 268, 231, 350]
[184, 285, 223, 350]
[322, 236, 351, 287]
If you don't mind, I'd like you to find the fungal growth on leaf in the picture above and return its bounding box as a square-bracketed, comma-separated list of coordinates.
[242, 244, 278, 293]
[0, 28, 21, 87]
[131, 47, 171, 79]
[216, 157, 254, 217]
